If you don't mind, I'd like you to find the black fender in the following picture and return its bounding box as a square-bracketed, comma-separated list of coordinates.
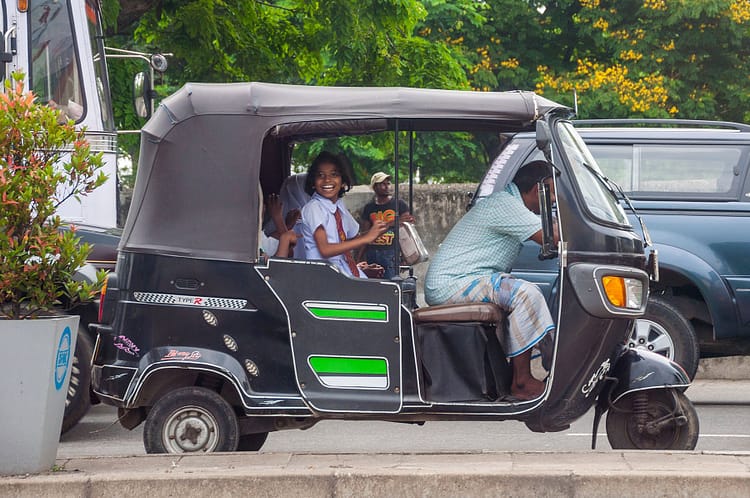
[607, 348, 691, 404]
[127, 347, 254, 407]
[589, 347, 690, 449]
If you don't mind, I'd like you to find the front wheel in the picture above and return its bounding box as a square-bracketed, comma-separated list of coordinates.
[606, 389, 699, 450]
[143, 387, 240, 454]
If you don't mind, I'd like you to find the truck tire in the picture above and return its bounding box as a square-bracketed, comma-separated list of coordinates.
[61, 326, 93, 434]
[629, 297, 699, 380]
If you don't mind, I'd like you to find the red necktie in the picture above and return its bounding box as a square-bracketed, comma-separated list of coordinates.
[333, 208, 360, 276]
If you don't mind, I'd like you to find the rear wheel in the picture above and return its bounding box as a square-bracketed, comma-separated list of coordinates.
[61, 327, 93, 434]
[629, 297, 699, 380]
[143, 387, 240, 454]
[606, 389, 699, 450]
[236, 432, 269, 451]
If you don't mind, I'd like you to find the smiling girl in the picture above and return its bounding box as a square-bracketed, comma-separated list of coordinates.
[301, 151, 387, 278]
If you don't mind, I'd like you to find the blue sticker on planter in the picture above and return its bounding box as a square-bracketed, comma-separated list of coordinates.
[54, 326, 72, 391]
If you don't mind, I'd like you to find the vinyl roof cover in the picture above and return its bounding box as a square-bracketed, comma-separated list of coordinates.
[121, 82, 569, 261]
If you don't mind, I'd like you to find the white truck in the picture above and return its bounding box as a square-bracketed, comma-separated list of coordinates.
[2, 0, 118, 228]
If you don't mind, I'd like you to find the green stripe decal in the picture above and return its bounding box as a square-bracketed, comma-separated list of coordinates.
[309, 356, 387, 375]
[308, 307, 386, 320]
[303, 301, 388, 321]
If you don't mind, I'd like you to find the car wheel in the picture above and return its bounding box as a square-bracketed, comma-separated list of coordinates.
[236, 432, 269, 451]
[143, 387, 239, 454]
[629, 297, 699, 380]
[61, 326, 93, 434]
[606, 389, 699, 450]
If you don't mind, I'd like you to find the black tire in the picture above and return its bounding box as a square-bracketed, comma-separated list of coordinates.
[61, 327, 93, 434]
[629, 297, 699, 380]
[143, 387, 240, 454]
[606, 389, 699, 450]
[236, 432, 269, 452]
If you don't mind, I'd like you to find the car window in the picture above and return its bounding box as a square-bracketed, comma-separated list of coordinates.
[557, 123, 629, 226]
[588, 144, 749, 199]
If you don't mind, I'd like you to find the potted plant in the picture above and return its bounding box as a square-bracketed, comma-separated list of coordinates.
[0, 73, 106, 475]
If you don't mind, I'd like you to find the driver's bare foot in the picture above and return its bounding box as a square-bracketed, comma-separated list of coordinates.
[511, 377, 545, 400]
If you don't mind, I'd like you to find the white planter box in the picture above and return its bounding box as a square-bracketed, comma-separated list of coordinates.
[0, 315, 79, 475]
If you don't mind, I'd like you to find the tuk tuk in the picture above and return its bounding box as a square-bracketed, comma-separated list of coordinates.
[91, 83, 698, 453]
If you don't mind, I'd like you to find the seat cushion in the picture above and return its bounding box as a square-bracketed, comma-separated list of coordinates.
[413, 303, 505, 324]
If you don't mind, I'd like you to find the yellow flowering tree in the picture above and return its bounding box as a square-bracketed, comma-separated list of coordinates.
[418, 0, 749, 122]
[536, 0, 750, 120]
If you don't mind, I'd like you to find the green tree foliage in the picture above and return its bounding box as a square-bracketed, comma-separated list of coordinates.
[109, 0, 750, 185]
[112, 0, 479, 183]
[128, 0, 466, 88]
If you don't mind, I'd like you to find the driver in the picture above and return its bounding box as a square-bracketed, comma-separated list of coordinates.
[424, 160, 559, 401]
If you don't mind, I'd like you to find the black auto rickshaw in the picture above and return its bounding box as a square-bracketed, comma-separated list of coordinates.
[91, 83, 698, 453]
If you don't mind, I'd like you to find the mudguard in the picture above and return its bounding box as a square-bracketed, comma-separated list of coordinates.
[608, 348, 691, 404]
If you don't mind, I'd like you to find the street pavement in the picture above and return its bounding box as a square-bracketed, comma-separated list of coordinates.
[2, 370, 750, 497]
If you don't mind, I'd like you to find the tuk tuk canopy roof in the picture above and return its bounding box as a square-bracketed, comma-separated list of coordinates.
[121, 82, 570, 262]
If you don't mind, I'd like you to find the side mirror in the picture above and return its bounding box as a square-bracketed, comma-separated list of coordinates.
[132, 71, 152, 119]
[538, 179, 558, 260]
[150, 53, 169, 73]
[535, 120, 553, 162]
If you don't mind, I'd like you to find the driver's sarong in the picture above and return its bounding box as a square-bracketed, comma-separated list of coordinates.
[444, 273, 554, 358]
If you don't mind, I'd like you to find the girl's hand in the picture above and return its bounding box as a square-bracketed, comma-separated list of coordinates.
[285, 208, 301, 229]
[280, 230, 297, 247]
[266, 194, 283, 220]
[358, 262, 385, 279]
[365, 219, 388, 243]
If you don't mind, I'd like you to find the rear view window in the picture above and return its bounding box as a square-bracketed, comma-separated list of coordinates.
[588, 144, 749, 200]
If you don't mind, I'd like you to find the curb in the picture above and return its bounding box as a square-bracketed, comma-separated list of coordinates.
[3, 452, 750, 498]
[696, 356, 750, 380]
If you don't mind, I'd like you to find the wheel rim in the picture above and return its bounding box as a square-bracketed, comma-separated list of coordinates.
[162, 405, 220, 453]
[629, 319, 675, 360]
[625, 396, 680, 449]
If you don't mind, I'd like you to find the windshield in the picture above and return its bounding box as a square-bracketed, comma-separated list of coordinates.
[29, 0, 85, 123]
[86, 0, 115, 131]
[556, 121, 629, 226]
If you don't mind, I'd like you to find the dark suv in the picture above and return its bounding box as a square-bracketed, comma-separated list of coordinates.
[477, 119, 750, 379]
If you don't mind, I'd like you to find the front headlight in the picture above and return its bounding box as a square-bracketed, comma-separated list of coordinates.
[567, 263, 649, 318]
[601, 275, 644, 310]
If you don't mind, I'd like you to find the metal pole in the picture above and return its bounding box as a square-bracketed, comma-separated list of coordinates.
[393, 120, 400, 276]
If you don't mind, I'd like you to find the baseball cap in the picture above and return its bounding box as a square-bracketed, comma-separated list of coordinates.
[370, 172, 391, 188]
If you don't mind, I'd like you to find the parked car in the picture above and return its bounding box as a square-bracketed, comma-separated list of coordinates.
[62, 224, 120, 433]
[476, 119, 750, 379]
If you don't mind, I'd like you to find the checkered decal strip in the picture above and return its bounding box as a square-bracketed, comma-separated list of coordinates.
[133, 292, 247, 309]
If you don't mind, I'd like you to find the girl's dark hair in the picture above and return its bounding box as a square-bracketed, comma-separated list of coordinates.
[304, 151, 354, 197]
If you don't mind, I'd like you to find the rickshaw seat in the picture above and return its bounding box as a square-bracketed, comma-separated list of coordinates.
[414, 303, 511, 402]
[413, 303, 505, 324]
